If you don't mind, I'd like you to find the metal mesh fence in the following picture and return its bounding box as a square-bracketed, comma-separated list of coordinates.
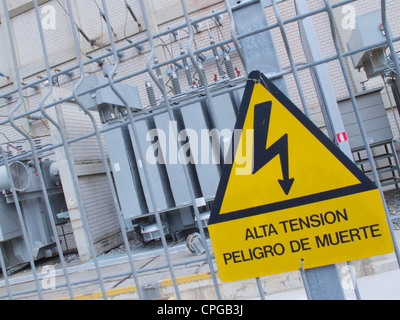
[0, 0, 399, 300]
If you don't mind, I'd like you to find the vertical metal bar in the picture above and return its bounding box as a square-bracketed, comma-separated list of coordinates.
[180, 1, 228, 195]
[295, 0, 360, 299]
[180, 0, 222, 133]
[64, 0, 109, 300]
[101, 0, 182, 300]
[346, 261, 361, 300]
[389, 141, 400, 187]
[382, 75, 400, 137]
[255, 277, 265, 300]
[139, 0, 224, 300]
[0, 149, 13, 300]
[32, 0, 74, 300]
[179, 2, 223, 299]
[299, 260, 312, 300]
[381, 0, 400, 81]
[227, 0, 288, 95]
[224, 0, 248, 74]
[382, 1, 400, 193]
[0, 246, 12, 299]
[1, 0, 44, 299]
[75, 0, 145, 301]
[324, 0, 400, 269]
[295, 0, 353, 158]
[141, 0, 193, 301]
[271, 0, 310, 118]
[31, 30, 97, 301]
[305, 264, 345, 300]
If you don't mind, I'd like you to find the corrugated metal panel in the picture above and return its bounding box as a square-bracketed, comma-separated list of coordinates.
[104, 125, 147, 221]
[129, 120, 173, 212]
[338, 88, 393, 149]
[180, 102, 221, 200]
[153, 112, 192, 207]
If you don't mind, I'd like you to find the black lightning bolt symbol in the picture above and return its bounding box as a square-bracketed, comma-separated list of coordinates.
[252, 101, 295, 195]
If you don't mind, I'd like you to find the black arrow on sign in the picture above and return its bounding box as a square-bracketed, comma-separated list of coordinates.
[252, 101, 295, 195]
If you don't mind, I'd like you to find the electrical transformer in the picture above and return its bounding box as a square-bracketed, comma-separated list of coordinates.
[76, 72, 245, 243]
[347, 10, 388, 79]
[0, 159, 68, 271]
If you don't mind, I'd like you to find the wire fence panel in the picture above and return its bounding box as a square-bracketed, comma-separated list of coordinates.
[0, 0, 399, 300]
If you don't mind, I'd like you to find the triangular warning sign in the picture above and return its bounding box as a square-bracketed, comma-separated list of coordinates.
[208, 71, 393, 282]
[209, 71, 376, 225]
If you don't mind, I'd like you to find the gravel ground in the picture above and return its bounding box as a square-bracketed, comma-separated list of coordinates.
[37, 239, 142, 269]
[384, 189, 400, 230]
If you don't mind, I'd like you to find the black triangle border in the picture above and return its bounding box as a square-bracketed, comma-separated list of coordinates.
[208, 71, 377, 225]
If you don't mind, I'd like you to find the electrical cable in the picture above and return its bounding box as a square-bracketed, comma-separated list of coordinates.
[93, 0, 117, 38]
[123, 4, 130, 43]
[124, 0, 142, 32]
[379, 50, 397, 74]
[56, 0, 95, 46]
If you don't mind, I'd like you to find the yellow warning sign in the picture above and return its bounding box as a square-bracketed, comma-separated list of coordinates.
[208, 71, 394, 282]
